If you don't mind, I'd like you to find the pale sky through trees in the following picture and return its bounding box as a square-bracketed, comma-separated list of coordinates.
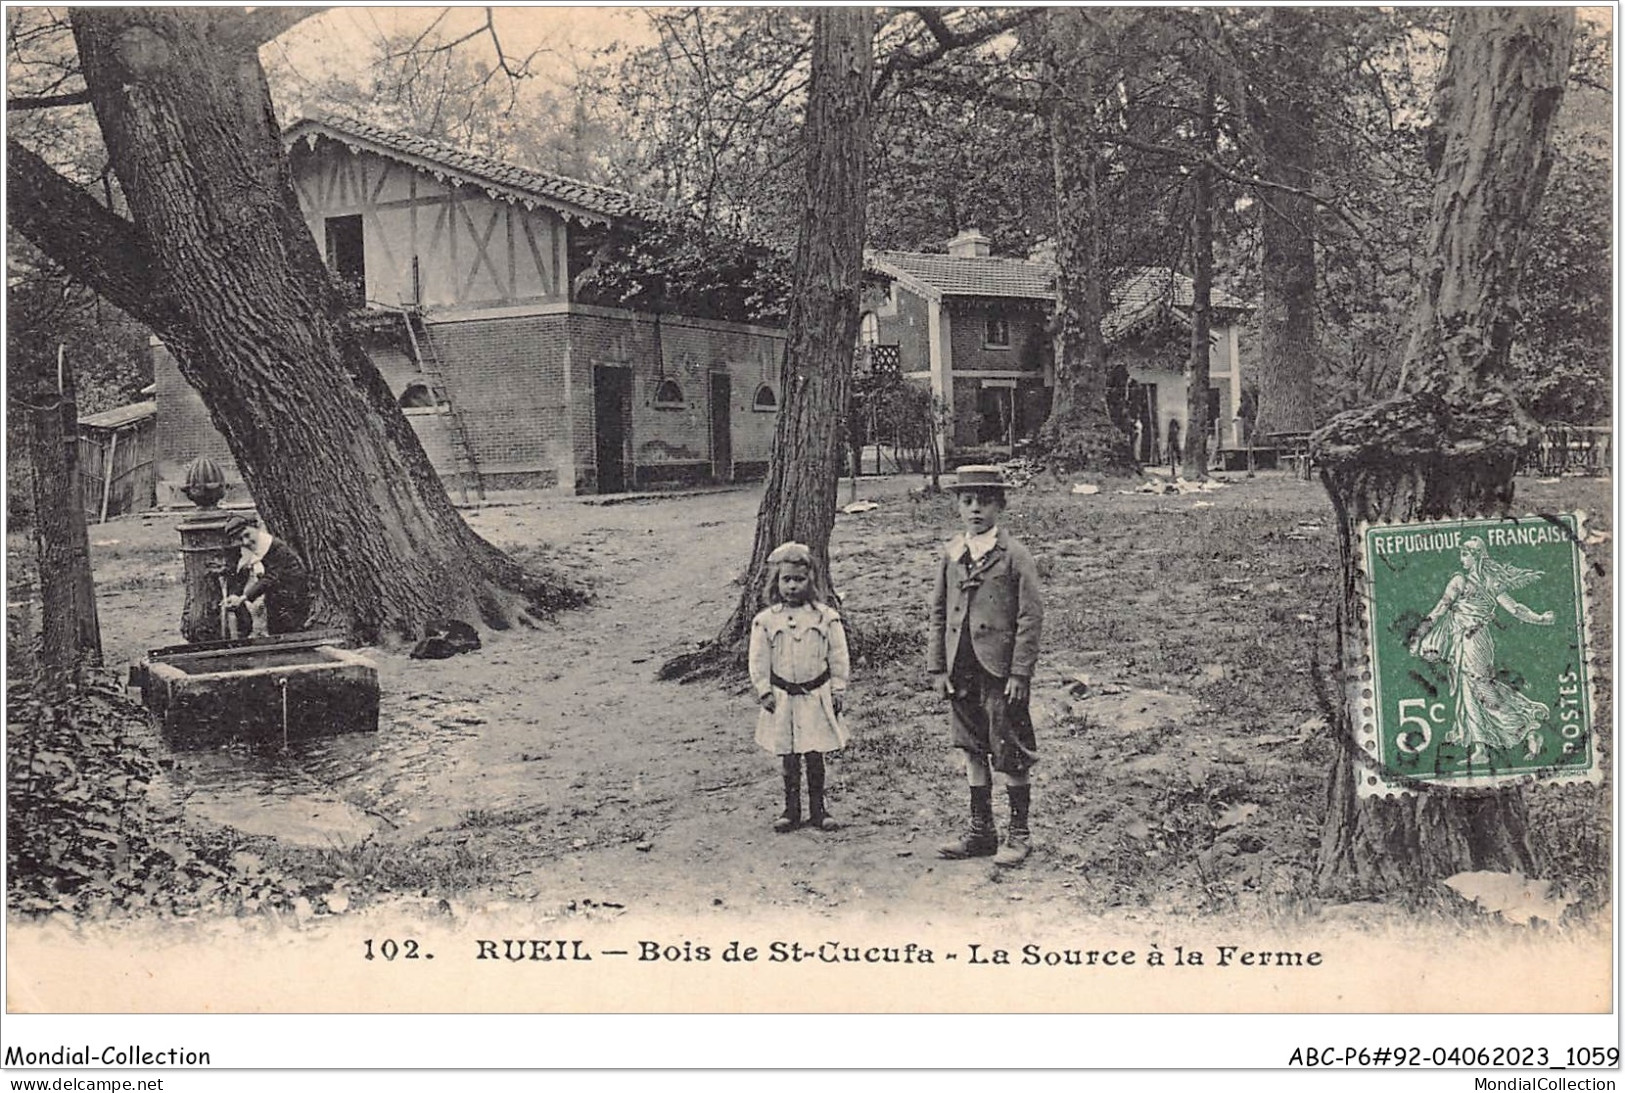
[264, 5, 657, 106]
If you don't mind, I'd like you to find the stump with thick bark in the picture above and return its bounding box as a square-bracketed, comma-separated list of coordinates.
[21, 373, 103, 679]
[1314, 394, 1541, 895]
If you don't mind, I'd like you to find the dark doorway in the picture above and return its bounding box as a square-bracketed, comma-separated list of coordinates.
[593, 365, 632, 493]
[710, 372, 733, 483]
[976, 385, 1015, 447]
[324, 215, 365, 306]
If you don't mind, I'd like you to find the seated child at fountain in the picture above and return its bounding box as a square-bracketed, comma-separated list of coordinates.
[222, 514, 314, 636]
[748, 541, 850, 833]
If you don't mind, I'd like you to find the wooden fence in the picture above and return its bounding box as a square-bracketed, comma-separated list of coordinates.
[1522, 425, 1611, 477]
[77, 416, 157, 522]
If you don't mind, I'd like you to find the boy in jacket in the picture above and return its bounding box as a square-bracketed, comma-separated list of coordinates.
[928, 465, 1043, 866]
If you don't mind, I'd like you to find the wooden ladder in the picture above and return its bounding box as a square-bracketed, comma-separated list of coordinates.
[400, 307, 484, 502]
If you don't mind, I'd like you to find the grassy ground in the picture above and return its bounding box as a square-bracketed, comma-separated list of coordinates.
[842, 472, 1611, 919]
[840, 477, 1350, 917]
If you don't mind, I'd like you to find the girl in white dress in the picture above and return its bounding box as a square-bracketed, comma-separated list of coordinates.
[749, 542, 850, 832]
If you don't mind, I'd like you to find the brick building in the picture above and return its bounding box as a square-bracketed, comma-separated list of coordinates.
[863, 230, 1250, 464]
[154, 117, 783, 502]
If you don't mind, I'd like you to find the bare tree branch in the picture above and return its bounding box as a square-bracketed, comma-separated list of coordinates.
[220, 6, 329, 51]
[482, 10, 545, 82]
[1105, 130, 1370, 240]
[425, 18, 491, 55]
[375, 7, 541, 118]
[396, 8, 453, 56]
[907, 45, 1369, 244]
[872, 8, 1035, 101]
[7, 137, 170, 329]
[7, 88, 93, 111]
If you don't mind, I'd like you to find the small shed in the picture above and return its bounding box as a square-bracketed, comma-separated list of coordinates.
[78, 399, 157, 521]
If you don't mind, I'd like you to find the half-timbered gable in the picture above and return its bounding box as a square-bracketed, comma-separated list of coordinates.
[282, 117, 659, 311]
[288, 144, 571, 309]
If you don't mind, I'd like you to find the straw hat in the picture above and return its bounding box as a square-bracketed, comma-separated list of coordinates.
[947, 465, 1008, 491]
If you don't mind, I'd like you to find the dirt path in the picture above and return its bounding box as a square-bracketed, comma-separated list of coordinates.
[125, 480, 1045, 927]
[441, 481, 1037, 924]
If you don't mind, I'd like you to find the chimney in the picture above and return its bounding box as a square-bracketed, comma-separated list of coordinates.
[946, 228, 991, 259]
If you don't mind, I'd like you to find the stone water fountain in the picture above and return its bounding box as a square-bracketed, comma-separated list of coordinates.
[132, 457, 379, 748]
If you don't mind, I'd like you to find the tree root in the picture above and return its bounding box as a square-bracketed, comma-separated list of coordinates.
[657, 639, 747, 684]
[1031, 412, 1137, 475]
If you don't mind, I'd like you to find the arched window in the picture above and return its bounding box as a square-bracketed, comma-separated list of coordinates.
[653, 378, 685, 409]
[752, 383, 778, 412]
[398, 382, 439, 410]
[859, 311, 880, 346]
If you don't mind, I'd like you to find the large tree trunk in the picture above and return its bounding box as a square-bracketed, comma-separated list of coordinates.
[665, 8, 873, 676]
[1311, 8, 1575, 896]
[22, 356, 102, 679]
[1247, 8, 1321, 438]
[10, 8, 580, 644]
[1181, 70, 1218, 481]
[1035, 9, 1134, 474]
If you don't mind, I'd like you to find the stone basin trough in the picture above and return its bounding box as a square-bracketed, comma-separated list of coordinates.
[133, 630, 379, 749]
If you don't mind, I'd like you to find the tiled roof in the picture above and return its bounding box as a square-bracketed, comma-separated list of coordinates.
[1103, 268, 1250, 338]
[1111, 267, 1249, 313]
[869, 251, 1056, 299]
[868, 251, 1250, 328]
[283, 115, 670, 226]
[79, 400, 156, 431]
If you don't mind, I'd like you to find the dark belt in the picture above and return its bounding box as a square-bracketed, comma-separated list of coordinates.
[771, 670, 830, 696]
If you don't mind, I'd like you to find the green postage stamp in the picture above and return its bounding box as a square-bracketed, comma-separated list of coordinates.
[1356, 513, 1598, 794]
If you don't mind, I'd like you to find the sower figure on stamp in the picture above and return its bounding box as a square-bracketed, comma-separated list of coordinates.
[929, 465, 1043, 866]
[749, 541, 851, 832]
[1409, 536, 1554, 763]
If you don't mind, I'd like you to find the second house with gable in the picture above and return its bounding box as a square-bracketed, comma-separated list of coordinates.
[863, 230, 1251, 465]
